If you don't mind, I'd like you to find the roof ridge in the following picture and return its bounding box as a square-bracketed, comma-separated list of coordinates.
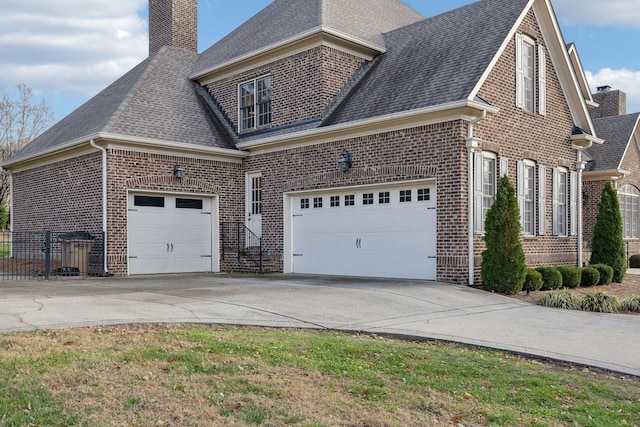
[102, 47, 167, 134]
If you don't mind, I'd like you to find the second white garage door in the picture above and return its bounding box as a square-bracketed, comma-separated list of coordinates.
[288, 182, 437, 280]
[128, 193, 217, 275]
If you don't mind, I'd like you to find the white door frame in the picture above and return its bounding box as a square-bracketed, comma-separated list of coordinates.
[245, 171, 263, 239]
[126, 189, 219, 275]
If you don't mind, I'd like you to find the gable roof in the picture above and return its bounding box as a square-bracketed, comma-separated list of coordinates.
[586, 113, 640, 172]
[192, 0, 424, 78]
[323, 0, 529, 126]
[6, 47, 236, 166]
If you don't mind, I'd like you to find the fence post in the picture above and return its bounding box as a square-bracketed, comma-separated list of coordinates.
[44, 231, 51, 280]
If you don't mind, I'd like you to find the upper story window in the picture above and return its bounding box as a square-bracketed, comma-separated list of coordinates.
[239, 75, 272, 132]
[474, 152, 496, 234]
[516, 34, 546, 115]
[620, 185, 639, 239]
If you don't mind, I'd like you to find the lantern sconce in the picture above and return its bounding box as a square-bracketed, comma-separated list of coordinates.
[338, 151, 353, 173]
[173, 164, 185, 179]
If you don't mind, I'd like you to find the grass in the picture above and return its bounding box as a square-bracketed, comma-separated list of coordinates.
[0, 324, 638, 426]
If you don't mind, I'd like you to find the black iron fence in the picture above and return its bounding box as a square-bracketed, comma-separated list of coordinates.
[0, 231, 105, 280]
[221, 222, 262, 273]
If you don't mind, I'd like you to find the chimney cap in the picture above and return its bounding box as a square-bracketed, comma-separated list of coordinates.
[597, 85, 611, 93]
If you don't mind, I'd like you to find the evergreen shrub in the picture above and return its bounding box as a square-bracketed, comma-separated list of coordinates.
[523, 268, 543, 295]
[556, 266, 581, 289]
[590, 181, 626, 282]
[535, 266, 562, 291]
[580, 267, 600, 287]
[590, 264, 613, 286]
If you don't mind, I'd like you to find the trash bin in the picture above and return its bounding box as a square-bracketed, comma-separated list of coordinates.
[59, 232, 95, 275]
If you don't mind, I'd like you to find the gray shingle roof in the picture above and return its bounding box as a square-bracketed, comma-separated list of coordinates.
[586, 113, 640, 172]
[323, 0, 529, 125]
[192, 0, 424, 77]
[7, 47, 235, 164]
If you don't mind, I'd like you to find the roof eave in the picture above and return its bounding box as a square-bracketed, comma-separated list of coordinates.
[570, 132, 604, 150]
[583, 168, 631, 181]
[237, 99, 500, 153]
[192, 27, 386, 84]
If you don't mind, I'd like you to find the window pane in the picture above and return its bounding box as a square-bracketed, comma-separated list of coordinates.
[134, 195, 165, 208]
[239, 82, 255, 131]
[482, 157, 496, 224]
[523, 41, 535, 112]
[175, 198, 203, 209]
[379, 192, 390, 204]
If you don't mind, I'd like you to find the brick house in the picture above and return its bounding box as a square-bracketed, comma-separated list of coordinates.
[2, 0, 605, 285]
[583, 87, 640, 263]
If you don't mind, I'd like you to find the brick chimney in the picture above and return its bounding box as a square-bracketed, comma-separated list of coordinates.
[149, 0, 197, 56]
[590, 86, 627, 119]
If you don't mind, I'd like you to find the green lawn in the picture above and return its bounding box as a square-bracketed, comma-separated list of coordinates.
[0, 324, 638, 426]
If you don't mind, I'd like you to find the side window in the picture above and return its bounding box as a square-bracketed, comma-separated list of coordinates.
[517, 160, 536, 235]
[516, 34, 546, 115]
[552, 168, 568, 236]
[620, 185, 639, 239]
[474, 152, 496, 234]
[239, 75, 272, 132]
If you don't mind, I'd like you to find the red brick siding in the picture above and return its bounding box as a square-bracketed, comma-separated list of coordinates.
[149, 0, 197, 55]
[206, 46, 365, 132]
[104, 149, 243, 276]
[473, 10, 580, 277]
[12, 153, 103, 233]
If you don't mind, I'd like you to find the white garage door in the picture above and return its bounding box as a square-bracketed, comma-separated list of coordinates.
[128, 193, 216, 275]
[289, 182, 437, 280]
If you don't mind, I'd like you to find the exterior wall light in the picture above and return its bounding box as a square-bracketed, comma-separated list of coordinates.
[173, 164, 185, 179]
[338, 151, 353, 173]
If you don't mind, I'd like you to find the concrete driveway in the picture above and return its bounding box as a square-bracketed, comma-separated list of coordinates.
[0, 273, 638, 377]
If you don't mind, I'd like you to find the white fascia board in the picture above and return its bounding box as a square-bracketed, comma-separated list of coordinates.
[567, 43, 596, 104]
[98, 133, 248, 161]
[191, 27, 385, 83]
[236, 100, 500, 153]
[1, 133, 100, 168]
[583, 168, 630, 181]
[534, 0, 596, 135]
[570, 132, 604, 149]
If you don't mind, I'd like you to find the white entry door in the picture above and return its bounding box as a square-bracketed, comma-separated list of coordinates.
[128, 193, 216, 275]
[246, 173, 262, 239]
[288, 183, 437, 280]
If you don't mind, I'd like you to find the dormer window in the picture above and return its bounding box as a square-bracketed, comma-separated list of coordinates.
[239, 75, 272, 132]
[516, 34, 546, 115]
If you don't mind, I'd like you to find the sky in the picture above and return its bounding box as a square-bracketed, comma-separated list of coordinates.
[1, 0, 639, 122]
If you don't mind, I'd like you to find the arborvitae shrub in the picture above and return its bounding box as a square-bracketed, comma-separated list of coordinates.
[523, 268, 543, 295]
[590, 264, 613, 286]
[535, 267, 562, 291]
[580, 291, 619, 313]
[590, 181, 626, 282]
[556, 266, 581, 289]
[538, 289, 580, 310]
[481, 175, 526, 295]
[629, 254, 640, 268]
[580, 267, 600, 287]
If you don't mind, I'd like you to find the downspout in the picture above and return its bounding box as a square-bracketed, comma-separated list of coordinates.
[466, 110, 487, 286]
[89, 139, 108, 275]
[576, 150, 585, 267]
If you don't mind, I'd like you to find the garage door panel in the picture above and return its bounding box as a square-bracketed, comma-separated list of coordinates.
[128, 194, 215, 275]
[290, 183, 437, 280]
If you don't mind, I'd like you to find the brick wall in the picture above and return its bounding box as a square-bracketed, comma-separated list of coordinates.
[206, 46, 365, 132]
[470, 9, 580, 278]
[12, 153, 103, 233]
[105, 149, 243, 275]
[149, 0, 197, 56]
[591, 90, 627, 120]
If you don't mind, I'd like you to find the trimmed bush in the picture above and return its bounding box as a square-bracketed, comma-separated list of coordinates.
[538, 289, 580, 310]
[590, 181, 626, 283]
[481, 175, 526, 295]
[556, 266, 581, 289]
[580, 267, 600, 287]
[590, 264, 613, 286]
[620, 296, 640, 312]
[580, 291, 619, 313]
[523, 269, 543, 295]
[535, 267, 562, 291]
[630, 254, 640, 268]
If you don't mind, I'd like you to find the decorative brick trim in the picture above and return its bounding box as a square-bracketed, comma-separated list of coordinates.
[281, 165, 438, 192]
[126, 175, 222, 194]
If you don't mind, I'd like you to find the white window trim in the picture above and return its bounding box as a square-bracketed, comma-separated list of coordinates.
[552, 167, 568, 236]
[620, 185, 640, 239]
[517, 160, 536, 236]
[238, 74, 272, 132]
[474, 151, 497, 234]
[515, 34, 546, 115]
